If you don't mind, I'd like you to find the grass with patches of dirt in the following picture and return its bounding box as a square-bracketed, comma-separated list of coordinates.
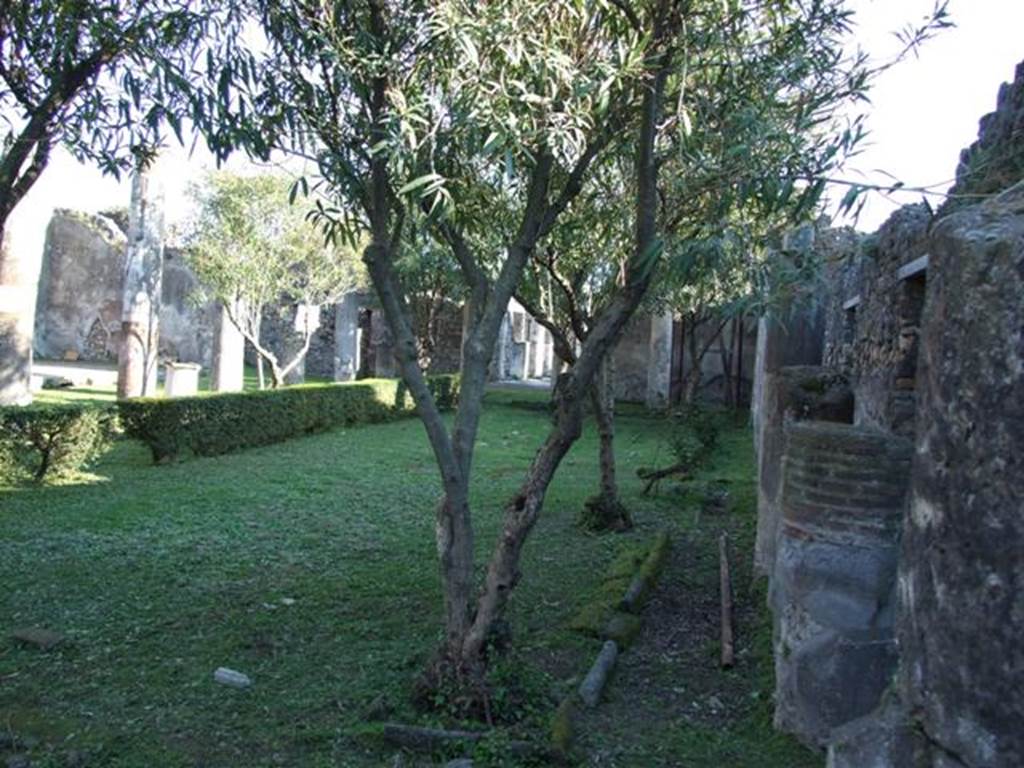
[1, 386, 818, 767]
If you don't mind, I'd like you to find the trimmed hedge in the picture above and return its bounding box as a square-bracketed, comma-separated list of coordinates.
[0, 403, 117, 484]
[120, 375, 460, 463]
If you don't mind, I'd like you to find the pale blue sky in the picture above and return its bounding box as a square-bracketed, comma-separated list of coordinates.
[7, 0, 1024, 270]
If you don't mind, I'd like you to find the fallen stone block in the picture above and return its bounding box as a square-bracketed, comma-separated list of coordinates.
[10, 627, 65, 651]
[213, 667, 252, 689]
[578, 640, 618, 708]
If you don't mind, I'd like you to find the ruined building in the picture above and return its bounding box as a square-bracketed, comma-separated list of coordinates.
[32, 211, 754, 405]
[753, 61, 1024, 766]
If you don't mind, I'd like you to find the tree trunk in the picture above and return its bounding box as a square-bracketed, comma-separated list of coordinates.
[461, 393, 586, 663]
[595, 358, 617, 502]
[457, 45, 672, 669]
[683, 324, 703, 404]
[435, 490, 474, 660]
[733, 314, 745, 408]
[268, 358, 284, 389]
[719, 322, 735, 408]
[582, 357, 631, 531]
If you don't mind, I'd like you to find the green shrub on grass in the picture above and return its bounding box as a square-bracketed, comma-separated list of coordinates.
[667, 403, 720, 471]
[0, 403, 117, 484]
[120, 374, 460, 463]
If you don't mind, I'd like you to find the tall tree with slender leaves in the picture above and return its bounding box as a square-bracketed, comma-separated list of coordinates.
[194, 0, 946, 704]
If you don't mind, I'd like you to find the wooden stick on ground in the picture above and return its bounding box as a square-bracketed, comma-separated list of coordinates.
[636, 464, 691, 495]
[719, 532, 735, 669]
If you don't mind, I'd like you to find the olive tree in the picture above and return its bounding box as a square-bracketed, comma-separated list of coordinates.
[185, 172, 364, 388]
[195, 0, 945, 703]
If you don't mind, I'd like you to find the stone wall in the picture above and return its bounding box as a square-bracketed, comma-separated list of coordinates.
[160, 248, 215, 365]
[896, 183, 1024, 768]
[34, 210, 126, 361]
[33, 209, 215, 367]
[760, 60, 1024, 768]
[612, 313, 651, 401]
[944, 60, 1024, 212]
[822, 206, 929, 437]
[771, 422, 910, 748]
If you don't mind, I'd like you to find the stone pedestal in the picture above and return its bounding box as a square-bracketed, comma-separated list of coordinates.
[165, 362, 201, 398]
[333, 293, 360, 382]
[211, 302, 245, 392]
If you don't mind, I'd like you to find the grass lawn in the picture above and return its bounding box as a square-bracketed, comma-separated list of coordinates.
[0, 387, 819, 767]
[32, 363, 331, 406]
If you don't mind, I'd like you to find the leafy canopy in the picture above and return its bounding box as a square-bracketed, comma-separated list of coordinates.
[185, 171, 365, 314]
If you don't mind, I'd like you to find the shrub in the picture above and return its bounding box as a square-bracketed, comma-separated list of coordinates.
[120, 375, 460, 463]
[0, 403, 117, 484]
[667, 403, 720, 471]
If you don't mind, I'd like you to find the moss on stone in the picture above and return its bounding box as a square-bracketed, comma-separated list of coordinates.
[550, 695, 577, 755]
[570, 533, 670, 633]
[639, 531, 671, 582]
[568, 600, 612, 636]
[606, 543, 649, 580]
[603, 612, 643, 648]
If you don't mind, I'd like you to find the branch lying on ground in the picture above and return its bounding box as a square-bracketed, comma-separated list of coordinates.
[636, 464, 691, 495]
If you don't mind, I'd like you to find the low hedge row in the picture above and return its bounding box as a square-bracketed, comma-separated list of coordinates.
[0, 403, 117, 484]
[120, 375, 460, 463]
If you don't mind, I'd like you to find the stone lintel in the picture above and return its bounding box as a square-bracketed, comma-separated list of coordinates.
[896, 254, 929, 281]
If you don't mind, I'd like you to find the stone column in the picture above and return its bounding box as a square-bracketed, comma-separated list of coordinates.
[0, 231, 35, 405]
[281, 303, 318, 385]
[645, 312, 673, 409]
[211, 301, 245, 392]
[118, 170, 164, 399]
[333, 293, 360, 382]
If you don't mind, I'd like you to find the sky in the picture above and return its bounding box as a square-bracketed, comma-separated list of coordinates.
[6, 0, 1024, 274]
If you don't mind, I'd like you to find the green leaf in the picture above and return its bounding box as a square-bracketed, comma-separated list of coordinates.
[398, 173, 444, 196]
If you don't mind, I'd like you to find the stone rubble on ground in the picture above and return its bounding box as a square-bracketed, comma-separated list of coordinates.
[10, 627, 65, 651]
[213, 667, 252, 689]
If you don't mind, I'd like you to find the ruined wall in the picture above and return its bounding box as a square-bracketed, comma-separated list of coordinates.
[944, 61, 1024, 212]
[34, 210, 126, 361]
[896, 183, 1024, 768]
[159, 248, 215, 365]
[612, 313, 650, 401]
[33, 210, 216, 367]
[304, 305, 337, 379]
[815, 62, 1024, 768]
[821, 205, 930, 438]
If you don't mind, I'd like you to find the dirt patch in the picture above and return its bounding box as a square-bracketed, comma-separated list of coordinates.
[571, 515, 776, 766]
